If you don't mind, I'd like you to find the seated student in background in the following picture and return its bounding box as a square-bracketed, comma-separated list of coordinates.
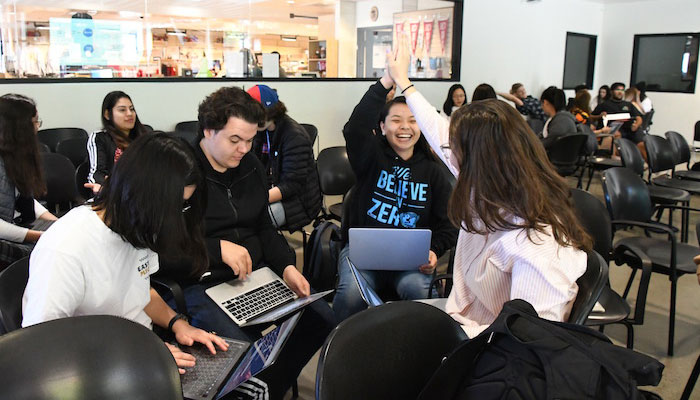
[591, 82, 645, 158]
[540, 86, 577, 149]
[497, 83, 547, 122]
[625, 87, 645, 115]
[471, 83, 497, 102]
[247, 85, 321, 232]
[22, 134, 227, 374]
[158, 86, 335, 399]
[442, 84, 467, 119]
[332, 72, 458, 322]
[86, 91, 150, 194]
[0, 94, 57, 269]
[570, 90, 613, 149]
[387, 35, 590, 337]
[633, 81, 653, 114]
[591, 84, 611, 110]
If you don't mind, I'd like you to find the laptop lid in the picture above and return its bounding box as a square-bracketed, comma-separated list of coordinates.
[347, 257, 384, 307]
[349, 228, 431, 270]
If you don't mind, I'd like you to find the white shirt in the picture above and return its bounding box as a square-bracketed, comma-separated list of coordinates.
[22, 206, 159, 328]
[640, 97, 653, 114]
[405, 90, 587, 336]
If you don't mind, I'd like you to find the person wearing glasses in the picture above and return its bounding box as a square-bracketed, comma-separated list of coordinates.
[0, 94, 57, 269]
[22, 133, 227, 374]
[86, 91, 150, 194]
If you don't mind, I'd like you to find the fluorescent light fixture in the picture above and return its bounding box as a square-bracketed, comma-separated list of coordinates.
[281, 35, 297, 42]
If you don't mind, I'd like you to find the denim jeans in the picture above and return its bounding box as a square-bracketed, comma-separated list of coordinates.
[332, 244, 432, 322]
[164, 280, 336, 400]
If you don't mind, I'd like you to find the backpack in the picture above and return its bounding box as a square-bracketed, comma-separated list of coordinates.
[418, 299, 664, 400]
[303, 220, 342, 294]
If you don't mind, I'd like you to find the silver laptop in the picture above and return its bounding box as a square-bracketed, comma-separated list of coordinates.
[349, 228, 431, 270]
[205, 267, 333, 327]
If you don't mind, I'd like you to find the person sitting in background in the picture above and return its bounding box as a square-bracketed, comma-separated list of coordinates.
[333, 74, 458, 322]
[22, 133, 227, 374]
[625, 87, 645, 115]
[498, 83, 547, 122]
[385, 35, 591, 337]
[0, 94, 57, 270]
[566, 85, 589, 111]
[591, 85, 611, 110]
[247, 84, 321, 232]
[442, 84, 467, 119]
[540, 86, 577, 149]
[570, 89, 592, 125]
[472, 83, 497, 102]
[86, 91, 150, 193]
[591, 82, 643, 144]
[633, 81, 653, 114]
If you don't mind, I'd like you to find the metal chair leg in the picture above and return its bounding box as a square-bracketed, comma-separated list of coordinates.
[622, 268, 638, 299]
[681, 355, 700, 400]
[668, 278, 677, 356]
[625, 322, 634, 349]
[292, 381, 299, 398]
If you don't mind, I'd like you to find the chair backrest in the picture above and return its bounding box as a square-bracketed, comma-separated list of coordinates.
[37, 142, 50, 153]
[568, 250, 608, 325]
[615, 138, 645, 176]
[571, 189, 612, 262]
[695, 120, 700, 142]
[55, 136, 89, 167]
[527, 118, 544, 135]
[0, 315, 183, 400]
[40, 153, 79, 207]
[602, 167, 654, 222]
[300, 123, 318, 147]
[0, 257, 29, 334]
[643, 134, 676, 173]
[316, 146, 356, 196]
[547, 133, 589, 175]
[316, 301, 467, 400]
[75, 161, 93, 200]
[168, 130, 197, 145]
[175, 120, 199, 134]
[665, 130, 691, 166]
[37, 128, 88, 152]
[640, 109, 654, 133]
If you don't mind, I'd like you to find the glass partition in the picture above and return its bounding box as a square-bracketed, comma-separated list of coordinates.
[0, 0, 462, 81]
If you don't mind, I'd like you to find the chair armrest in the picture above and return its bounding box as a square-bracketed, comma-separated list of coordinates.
[429, 273, 452, 299]
[611, 219, 675, 238]
[613, 242, 652, 324]
[151, 276, 188, 315]
[653, 204, 700, 214]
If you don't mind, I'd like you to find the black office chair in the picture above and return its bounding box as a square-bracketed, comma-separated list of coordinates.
[640, 109, 654, 134]
[665, 130, 700, 181]
[527, 118, 544, 135]
[300, 123, 318, 148]
[0, 257, 29, 334]
[645, 135, 700, 194]
[546, 133, 589, 178]
[567, 250, 608, 325]
[693, 120, 700, 151]
[617, 137, 691, 240]
[56, 136, 89, 167]
[579, 124, 622, 190]
[602, 167, 699, 356]
[315, 301, 467, 400]
[168, 130, 197, 145]
[571, 189, 652, 348]
[316, 146, 355, 221]
[37, 127, 88, 152]
[37, 142, 50, 153]
[75, 161, 93, 200]
[39, 153, 81, 215]
[0, 315, 183, 400]
[175, 120, 199, 134]
[681, 354, 700, 400]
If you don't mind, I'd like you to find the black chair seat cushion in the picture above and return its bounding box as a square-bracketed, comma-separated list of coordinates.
[615, 237, 698, 274]
[328, 202, 343, 219]
[652, 177, 700, 195]
[589, 157, 623, 169]
[647, 185, 691, 204]
[585, 286, 630, 326]
[674, 170, 700, 181]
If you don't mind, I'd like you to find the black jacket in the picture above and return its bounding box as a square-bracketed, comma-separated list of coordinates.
[87, 131, 118, 185]
[252, 115, 321, 232]
[196, 143, 295, 281]
[343, 81, 457, 258]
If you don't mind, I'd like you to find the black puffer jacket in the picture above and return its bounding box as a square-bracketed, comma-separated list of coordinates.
[253, 115, 321, 232]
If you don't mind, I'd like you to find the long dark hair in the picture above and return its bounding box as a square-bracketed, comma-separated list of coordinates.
[598, 85, 611, 102]
[93, 133, 208, 276]
[378, 96, 437, 161]
[0, 94, 46, 197]
[540, 86, 566, 112]
[447, 99, 592, 251]
[101, 91, 148, 149]
[443, 84, 466, 116]
[471, 83, 497, 102]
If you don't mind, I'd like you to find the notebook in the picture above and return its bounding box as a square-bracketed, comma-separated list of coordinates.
[349, 228, 431, 270]
[181, 312, 301, 400]
[205, 266, 333, 326]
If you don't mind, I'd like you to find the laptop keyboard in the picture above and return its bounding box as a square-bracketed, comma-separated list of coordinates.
[223, 280, 295, 322]
[180, 338, 248, 399]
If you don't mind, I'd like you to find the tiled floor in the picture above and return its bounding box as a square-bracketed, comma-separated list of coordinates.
[282, 177, 700, 399]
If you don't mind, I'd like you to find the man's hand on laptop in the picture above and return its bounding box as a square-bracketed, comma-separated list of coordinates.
[221, 240, 253, 280]
[283, 265, 310, 298]
[419, 250, 438, 275]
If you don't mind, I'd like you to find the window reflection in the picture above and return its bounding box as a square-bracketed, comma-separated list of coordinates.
[0, 0, 458, 80]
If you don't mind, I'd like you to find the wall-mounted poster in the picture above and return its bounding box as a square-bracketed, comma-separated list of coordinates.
[393, 7, 453, 79]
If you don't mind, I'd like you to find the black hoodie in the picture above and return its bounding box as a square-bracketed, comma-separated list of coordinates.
[343, 81, 457, 258]
[195, 143, 295, 281]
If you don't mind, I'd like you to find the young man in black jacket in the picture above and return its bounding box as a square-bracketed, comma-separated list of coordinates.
[171, 86, 335, 399]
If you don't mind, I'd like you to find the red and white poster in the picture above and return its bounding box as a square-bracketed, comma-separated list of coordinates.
[438, 18, 449, 54]
[423, 19, 434, 54]
[409, 21, 420, 55]
[395, 21, 405, 39]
